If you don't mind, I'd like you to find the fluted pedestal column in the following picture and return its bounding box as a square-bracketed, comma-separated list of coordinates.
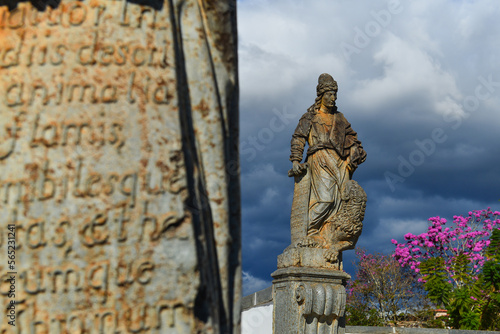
[272, 266, 349, 334]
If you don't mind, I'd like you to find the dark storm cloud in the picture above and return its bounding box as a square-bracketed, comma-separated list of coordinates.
[238, 0, 500, 294]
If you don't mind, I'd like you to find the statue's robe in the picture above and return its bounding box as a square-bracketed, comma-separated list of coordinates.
[290, 108, 366, 234]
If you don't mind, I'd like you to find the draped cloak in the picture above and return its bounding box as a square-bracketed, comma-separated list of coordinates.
[290, 109, 366, 235]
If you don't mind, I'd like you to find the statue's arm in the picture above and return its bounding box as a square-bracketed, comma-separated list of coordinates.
[345, 123, 367, 171]
[290, 113, 311, 163]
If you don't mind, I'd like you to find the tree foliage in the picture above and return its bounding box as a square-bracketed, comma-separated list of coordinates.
[393, 209, 500, 330]
[346, 249, 432, 326]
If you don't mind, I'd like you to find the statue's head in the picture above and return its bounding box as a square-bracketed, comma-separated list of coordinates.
[313, 73, 338, 112]
[316, 73, 338, 96]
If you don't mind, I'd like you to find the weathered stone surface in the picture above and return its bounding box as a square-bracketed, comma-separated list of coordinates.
[272, 267, 349, 334]
[277, 247, 342, 270]
[288, 162, 310, 247]
[0, 0, 240, 332]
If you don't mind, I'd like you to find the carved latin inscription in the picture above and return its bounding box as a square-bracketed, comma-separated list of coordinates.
[0, 0, 200, 332]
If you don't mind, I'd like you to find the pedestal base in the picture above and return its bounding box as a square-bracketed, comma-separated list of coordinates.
[272, 267, 350, 334]
[277, 246, 343, 270]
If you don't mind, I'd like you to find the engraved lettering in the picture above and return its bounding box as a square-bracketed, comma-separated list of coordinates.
[0, 113, 22, 160]
[127, 71, 137, 103]
[1, 162, 181, 205]
[125, 303, 150, 333]
[77, 31, 97, 65]
[85, 174, 101, 197]
[132, 46, 146, 66]
[30, 114, 126, 151]
[51, 44, 67, 65]
[93, 5, 106, 27]
[67, 314, 85, 334]
[39, 160, 56, 200]
[0, 0, 193, 327]
[20, 269, 46, 295]
[155, 301, 175, 329]
[116, 261, 134, 287]
[61, 123, 78, 146]
[68, 84, 97, 103]
[96, 310, 118, 333]
[51, 315, 66, 334]
[30, 112, 40, 147]
[103, 174, 118, 195]
[136, 260, 155, 285]
[6, 82, 23, 106]
[47, 7, 62, 26]
[49, 266, 83, 293]
[42, 123, 58, 147]
[73, 158, 84, 197]
[52, 220, 70, 249]
[87, 261, 109, 304]
[139, 201, 158, 241]
[100, 84, 118, 103]
[145, 171, 166, 195]
[81, 213, 109, 247]
[29, 84, 49, 105]
[115, 204, 130, 242]
[127, 72, 167, 104]
[119, 0, 129, 26]
[6, 7, 25, 29]
[116, 45, 128, 65]
[26, 220, 47, 249]
[137, 7, 155, 29]
[153, 84, 169, 104]
[0, 32, 23, 67]
[120, 172, 138, 208]
[31, 319, 48, 333]
[98, 45, 114, 66]
[67, 2, 87, 26]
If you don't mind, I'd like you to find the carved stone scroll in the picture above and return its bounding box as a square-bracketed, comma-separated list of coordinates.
[289, 162, 310, 246]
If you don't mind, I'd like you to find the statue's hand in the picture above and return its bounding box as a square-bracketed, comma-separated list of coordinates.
[289, 161, 307, 177]
[292, 161, 301, 174]
[346, 157, 356, 172]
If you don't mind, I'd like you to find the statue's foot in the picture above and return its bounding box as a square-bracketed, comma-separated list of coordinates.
[324, 248, 339, 263]
[296, 236, 321, 248]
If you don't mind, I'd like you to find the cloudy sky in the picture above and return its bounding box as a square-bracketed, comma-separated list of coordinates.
[237, 0, 500, 295]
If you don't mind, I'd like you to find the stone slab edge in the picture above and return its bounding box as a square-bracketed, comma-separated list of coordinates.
[241, 286, 273, 311]
[272, 267, 351, 283]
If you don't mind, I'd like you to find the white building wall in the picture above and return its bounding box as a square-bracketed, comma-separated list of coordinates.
[241, 302, 273, 334]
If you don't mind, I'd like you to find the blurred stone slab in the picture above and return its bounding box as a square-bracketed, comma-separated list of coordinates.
[0, 0, 240, 332]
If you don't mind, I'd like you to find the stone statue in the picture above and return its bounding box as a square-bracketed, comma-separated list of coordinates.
[272, 74, 366, 334]
[288, 73, 367, 264]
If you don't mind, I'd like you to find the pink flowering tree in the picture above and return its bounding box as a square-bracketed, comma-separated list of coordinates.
[392, 208, 500, 330]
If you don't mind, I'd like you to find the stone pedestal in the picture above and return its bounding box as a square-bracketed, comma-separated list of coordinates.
[278, 246, 343, 270]
[272, 264, 350, 334]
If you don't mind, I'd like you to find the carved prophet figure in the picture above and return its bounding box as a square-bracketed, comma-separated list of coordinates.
[289, 73, 367, 263]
